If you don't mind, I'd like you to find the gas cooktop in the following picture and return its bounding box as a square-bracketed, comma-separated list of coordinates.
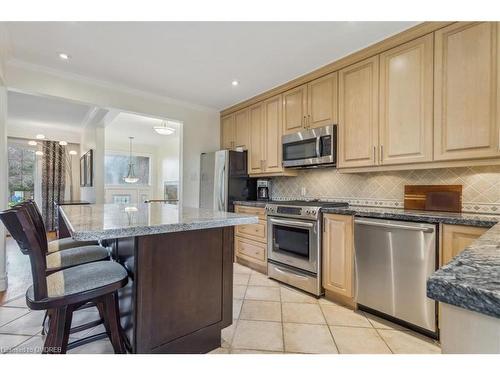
[270, 200, 349, 208]
[265, 200, 348, 220]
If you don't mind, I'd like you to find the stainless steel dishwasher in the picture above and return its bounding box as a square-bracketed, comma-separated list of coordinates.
[354, 217, 437, 335]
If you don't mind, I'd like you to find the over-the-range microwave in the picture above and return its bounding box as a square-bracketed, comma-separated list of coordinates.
[281, 124, 337, 168]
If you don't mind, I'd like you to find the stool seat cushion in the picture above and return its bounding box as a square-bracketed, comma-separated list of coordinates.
[48, 238, 99, 253]
[46, 245, 109, 272]
[27, 261, 128, 301]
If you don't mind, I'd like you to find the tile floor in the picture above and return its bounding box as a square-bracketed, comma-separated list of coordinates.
[0, 262, 441, 354]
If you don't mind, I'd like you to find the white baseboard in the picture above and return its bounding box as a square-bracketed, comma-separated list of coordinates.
[0, 273, 7, 292]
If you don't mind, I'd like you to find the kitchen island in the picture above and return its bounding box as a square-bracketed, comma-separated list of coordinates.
[58, 203, 258, 354]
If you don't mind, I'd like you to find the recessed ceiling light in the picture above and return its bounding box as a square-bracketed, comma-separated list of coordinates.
[69, 150, 78, 155]
[231, 80, 239, 86]
[59, 53, 70, 60]
[35, 151, 43, 156]
[59, 141, 68, 146]
[28, 140, 37, 146]
[35, 134, 45, 140]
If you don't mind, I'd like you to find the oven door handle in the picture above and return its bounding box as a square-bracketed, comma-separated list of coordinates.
[273, 266, 309, 280]
[269, 217, 314, 229]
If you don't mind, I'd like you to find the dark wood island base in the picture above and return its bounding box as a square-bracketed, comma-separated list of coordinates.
[112, 226, 234, 354]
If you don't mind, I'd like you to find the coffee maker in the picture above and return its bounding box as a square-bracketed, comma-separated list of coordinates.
[257, 180, 271, 201]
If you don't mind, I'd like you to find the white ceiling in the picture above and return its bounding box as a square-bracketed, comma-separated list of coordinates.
[2, 22, 419, 109]
[7, 90, 93, 130]
[105, 112, 180, 147]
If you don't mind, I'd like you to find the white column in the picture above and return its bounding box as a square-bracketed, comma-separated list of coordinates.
[0, 76, 8, 291]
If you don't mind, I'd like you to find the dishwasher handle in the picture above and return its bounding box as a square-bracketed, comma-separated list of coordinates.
[354, 219, 435, 233]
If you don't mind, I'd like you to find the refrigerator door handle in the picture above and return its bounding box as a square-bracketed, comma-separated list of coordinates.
[219, 163, 226, 211]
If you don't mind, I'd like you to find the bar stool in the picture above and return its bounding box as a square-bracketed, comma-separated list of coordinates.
[0, 207, 129, 354]
[23, 200, 99, 252]
[16, 201, 113, 336]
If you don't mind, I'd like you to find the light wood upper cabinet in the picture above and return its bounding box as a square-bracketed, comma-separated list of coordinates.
[248, 103, 264, 174]
[234, 108, 249, 149]
[434, 22, 500, 161]
[379, 34, 434, 165]
[338, 56, 379, 168]
[282, 84, 307, 135]
[263, 94, 283, 173]
[307, 72, 338, 129]
[441, 224, 488, 266]
[220, 114, 235, 150]
[322, 214, 354, 298]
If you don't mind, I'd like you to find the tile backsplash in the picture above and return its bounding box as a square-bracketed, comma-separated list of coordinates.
[271, 166, 500, 214]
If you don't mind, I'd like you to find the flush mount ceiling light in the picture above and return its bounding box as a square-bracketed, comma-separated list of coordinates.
[35, 150, 43, 156]
[153, 121, 175, 136]
[123, 137, 139, 184]
[231, 80, 239, 86]
[35, 134, 45, 140]
[69, 150, 78, 155]
[59, 53, 70, 60]
[28, 140, 37, 146]
[59, 140, 68, 146]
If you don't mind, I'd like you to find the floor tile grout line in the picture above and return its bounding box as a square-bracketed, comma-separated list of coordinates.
[0, 309, 33, 329]
[6, 332, 41, 354]
[318, 302, 340, 353]
[279, 285, 285, 352]
[363, 311, 394, 354]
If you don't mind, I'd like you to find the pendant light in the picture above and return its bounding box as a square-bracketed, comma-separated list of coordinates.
[123, 137, 139, 184]
[153, 120, 175, 135]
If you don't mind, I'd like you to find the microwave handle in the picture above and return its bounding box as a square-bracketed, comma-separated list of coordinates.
[316, 137, 321, 157]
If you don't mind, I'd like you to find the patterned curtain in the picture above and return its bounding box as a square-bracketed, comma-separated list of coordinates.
[41, 141, 66, 231]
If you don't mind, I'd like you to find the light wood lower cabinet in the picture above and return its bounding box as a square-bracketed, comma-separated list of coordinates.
[322, 214, 354, 303]
[234, 205, 267, 273]
[441, 224, 488, 266]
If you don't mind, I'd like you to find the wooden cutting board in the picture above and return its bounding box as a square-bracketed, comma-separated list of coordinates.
[404, 185, 462, 212]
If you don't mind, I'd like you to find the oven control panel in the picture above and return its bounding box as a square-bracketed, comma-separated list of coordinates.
[265, 204, 320, 220]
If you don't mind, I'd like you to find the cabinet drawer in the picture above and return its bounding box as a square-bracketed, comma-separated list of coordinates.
[236, 220, 267, 243]
[234, 205, 266, 220]
[235, 237, 266, 262]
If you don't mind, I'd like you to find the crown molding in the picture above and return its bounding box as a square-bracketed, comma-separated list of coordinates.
[5, 58, 219, 113]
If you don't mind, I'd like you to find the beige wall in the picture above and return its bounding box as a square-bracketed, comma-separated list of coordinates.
[4, 61, 220, 207]
[80, 124, 105, 203]
[272, 166, 500, 214]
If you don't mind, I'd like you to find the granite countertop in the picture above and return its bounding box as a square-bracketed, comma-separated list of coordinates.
[59, 203, 258, 241]
[427, 222, 500, 319]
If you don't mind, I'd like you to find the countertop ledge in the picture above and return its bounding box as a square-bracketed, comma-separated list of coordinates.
[60, 203, 258, 241]
[427, 221, 500, 319]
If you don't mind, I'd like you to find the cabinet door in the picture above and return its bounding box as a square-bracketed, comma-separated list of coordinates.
[322, 214, 354, 297]
[221, 114, 235, 150]
[379, 34, 434, 165]
[248, 103, 264, 174]
[441, 224, 487, 266]
[234, 108, 249, 149]
[434, 22, 500, 160]
[338, 56, 379, 168]
[307, 72, 338, 129]
[263, 95, 283, 172]
[282, 84, 307, 135]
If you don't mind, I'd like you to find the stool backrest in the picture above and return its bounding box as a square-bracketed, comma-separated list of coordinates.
[22, 200, 49, 253]
[0, 206, 48, 300]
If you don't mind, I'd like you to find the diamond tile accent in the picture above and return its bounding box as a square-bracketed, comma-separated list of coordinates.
[271, 166, 500, 213]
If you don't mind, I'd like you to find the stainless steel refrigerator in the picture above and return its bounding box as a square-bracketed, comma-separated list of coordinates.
[199, 150, 257, 212]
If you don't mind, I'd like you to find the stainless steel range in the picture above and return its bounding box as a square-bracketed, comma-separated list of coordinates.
[265, 200, 348, 296]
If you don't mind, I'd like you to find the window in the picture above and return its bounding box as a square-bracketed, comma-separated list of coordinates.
[105, 153, 150, 186]
[8, 140, 36, 207]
